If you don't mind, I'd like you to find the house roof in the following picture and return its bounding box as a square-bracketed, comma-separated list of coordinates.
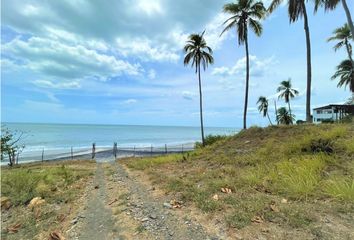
[313, 104, 354, 112]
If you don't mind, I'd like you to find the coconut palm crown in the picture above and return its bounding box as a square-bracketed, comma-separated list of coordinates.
[277, 107, 294, 125]
[221, 0, 266, 129]
[314, 0, 354, 42]
[277, 79, 299, 117]
[327, 23, 353, 60]
[183, 31, 214, 146]
[257, 96, 273, 125]
[331, 59, 354, 93]
[268, 0, 313, 123]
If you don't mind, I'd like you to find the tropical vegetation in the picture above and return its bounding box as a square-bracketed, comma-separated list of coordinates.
[221, 0, 266, 129]
[277, 79, 299, 117]
[276, 107, 295, 125]
[268, 0, 313, 123]
[183, 31, 214, 146]
[257, 96, 273, 125]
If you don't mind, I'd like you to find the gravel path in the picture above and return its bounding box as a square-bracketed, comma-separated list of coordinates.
[68, 157, 218, 240]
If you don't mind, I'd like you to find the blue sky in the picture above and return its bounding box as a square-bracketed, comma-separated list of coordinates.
[1, 0, 353, 127]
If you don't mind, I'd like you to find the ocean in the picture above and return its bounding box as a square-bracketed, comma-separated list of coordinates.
[2, 122, 238, 163]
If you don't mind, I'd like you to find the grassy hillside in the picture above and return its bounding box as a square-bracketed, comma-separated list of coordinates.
[122, 123, 354, 238]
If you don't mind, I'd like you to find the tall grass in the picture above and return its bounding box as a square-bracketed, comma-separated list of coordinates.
[270, 156, 326, 199]
[324, 178, 354, 202]
[1, 165, 88, 205]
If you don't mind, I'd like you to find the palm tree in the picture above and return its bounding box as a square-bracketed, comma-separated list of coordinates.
[183, 31, 214, 146]
[221, 0, 266, 129]
[277, 79, 299, 117]
[331, 59, 354, 93]
[327, 23, 353, 61]
[315, 0, 354, 42]
[257, 96, 273, 125]
[277, 107, 295, 125]
[269, 0, 312, 123]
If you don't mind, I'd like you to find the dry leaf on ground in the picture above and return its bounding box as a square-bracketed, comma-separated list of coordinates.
[1, 197, 12, 210]
[251, 216, 264, 223]
[212, 194, 219, 201]
[170, 199, 182, 208]
[221, 187, 232, 194]
[270, 202, 280, 212]
[28, 197, 45, 210]
[7, 223, 21, 233]
[49, 231, 65, 240]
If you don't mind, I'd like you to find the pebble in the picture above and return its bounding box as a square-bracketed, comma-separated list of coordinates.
[71, 218, 78, 224]
[150, 214, 157, 219]
[141, 217, 149, 222]
[163, 202, 172, 209]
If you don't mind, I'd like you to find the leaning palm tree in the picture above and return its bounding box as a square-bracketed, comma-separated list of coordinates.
[277, 79, 299, 117]
[331, 59, 354, 93]
[327, 23, 353, 61]
[257, 96, 273, 125]
[221, 0, 266, 129]
[183, 31, 214, 146]
[315, 0, 354, 42]
[277, 107, 295, 125]
[269, 0, 312, 123]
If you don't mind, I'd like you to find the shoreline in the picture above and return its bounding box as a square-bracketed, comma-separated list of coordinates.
[1, 142, 195, 166]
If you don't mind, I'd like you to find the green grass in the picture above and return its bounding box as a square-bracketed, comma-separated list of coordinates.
[123, 123, 354, 232]
[126, 154, 184, 170]
[1, 163, 92, 205]
[324, 178, 354, 201]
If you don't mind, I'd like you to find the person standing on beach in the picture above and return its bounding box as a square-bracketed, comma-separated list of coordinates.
[92, 143, 96, 159]
[113, 142, 118, 159]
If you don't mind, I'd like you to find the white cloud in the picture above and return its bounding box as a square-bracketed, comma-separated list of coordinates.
[148, 69, 156, 79]
[115, 37, 180, 62]
[2, 0, 230, 64]
[3, 37, 142, 84]
[122, 99, 138, 105]
[212, 55, 277, 77]
[182, 91, 197, 100]
[137, 0, 164, 16]
[32, 79, 81, 89]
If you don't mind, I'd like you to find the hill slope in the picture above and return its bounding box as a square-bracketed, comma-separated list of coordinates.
[122, 123, 354, 239]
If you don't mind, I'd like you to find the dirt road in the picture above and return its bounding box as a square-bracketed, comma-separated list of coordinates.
[67, 158, 219, 240]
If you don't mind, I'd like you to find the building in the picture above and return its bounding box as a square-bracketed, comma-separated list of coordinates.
[313, 104, 354, 123]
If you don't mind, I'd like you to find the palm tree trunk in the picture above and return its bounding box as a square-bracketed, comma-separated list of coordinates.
[342, 0, 354, 42]
[274, 99, 278, 125]
[267, 112, 273, 126]
[243, 31, 250, 130]
[288, 101, 292, 118]
[345, 40, 353, 61]
[303, 3, 312, 123]
[198, 61, 205, 146]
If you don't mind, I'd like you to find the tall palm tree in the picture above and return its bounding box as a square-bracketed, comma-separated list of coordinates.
[331, 59, 354, 93]
[277, 107, 295, 125]
[257, 96, 273, 125]
[327, 23, 353, 61]
[277, 79, 299, 117]
[269, 0, 312, 123]
[183, 31, 214, 146]
[221, 0, 266, 129]
[315, 0, 354, 42]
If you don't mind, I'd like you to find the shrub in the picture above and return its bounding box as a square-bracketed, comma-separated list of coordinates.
[195, 134, 227, 148]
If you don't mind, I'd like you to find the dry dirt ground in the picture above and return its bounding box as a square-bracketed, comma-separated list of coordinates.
[67, 158, 220, 240]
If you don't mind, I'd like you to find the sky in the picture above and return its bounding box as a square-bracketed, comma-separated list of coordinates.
[1, 0, 353, 128]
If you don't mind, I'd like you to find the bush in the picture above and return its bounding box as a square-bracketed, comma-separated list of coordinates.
[195, 134, 227, 148]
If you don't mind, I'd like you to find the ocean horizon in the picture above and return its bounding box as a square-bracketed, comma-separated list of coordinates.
[2, 122, 239, 162]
